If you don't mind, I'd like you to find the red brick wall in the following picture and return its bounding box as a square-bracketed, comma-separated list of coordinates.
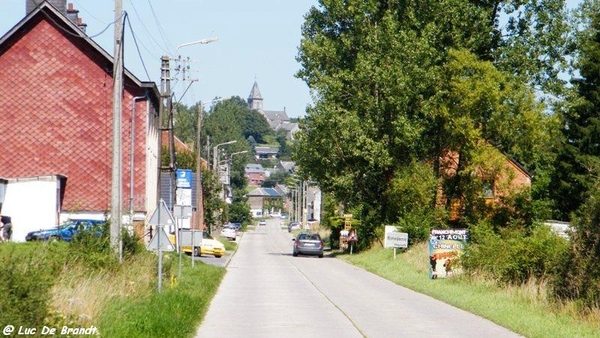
[0, 18, 150, 212]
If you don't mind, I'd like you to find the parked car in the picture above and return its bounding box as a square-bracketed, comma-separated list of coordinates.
[25, 219, 105, 242]
[169, 231, 225, 258]
[226, 222, 242, 231]
[287, 221, 300, 232]
[220, 226, 237, 241]
[292, 233, 324, 258]
[259, 220, 266, 226]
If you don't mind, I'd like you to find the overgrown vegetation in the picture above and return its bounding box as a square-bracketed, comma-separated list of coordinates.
[0, 226, 224, 337]
[292, 0, 600, 321]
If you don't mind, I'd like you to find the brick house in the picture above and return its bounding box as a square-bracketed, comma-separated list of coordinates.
[0, 1, 161, 239]
[436, 146, 533, 221]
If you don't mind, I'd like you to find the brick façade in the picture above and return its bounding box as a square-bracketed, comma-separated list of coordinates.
[0, 9, 159, 214]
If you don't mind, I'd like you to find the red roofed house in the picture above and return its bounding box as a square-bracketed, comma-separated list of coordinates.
[0, 1, 161, 241]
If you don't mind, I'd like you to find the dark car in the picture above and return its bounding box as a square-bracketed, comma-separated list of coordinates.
[26, 219, 105, 242]
[292, 233, 324, 258]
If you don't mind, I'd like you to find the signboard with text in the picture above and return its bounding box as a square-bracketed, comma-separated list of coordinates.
[384, 226, 408, 248]
[176, 169, 192, 189]
[428, 229, 469, 279]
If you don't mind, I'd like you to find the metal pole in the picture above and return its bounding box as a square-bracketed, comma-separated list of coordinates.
[157, 199, 163, 292]
[111, 0, 124, 255]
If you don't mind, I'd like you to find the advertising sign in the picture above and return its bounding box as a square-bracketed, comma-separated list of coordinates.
[428, 229, 469, 279]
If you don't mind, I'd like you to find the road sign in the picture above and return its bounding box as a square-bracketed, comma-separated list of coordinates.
[147, 226, 175, 251]
[385, 231, 408, 248]
[174, 205, 193, 219]
[148, 199, 176, 226]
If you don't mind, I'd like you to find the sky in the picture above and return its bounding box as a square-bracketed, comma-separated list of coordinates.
[0, 1, 584, 118]
[0, 0, 319, 117]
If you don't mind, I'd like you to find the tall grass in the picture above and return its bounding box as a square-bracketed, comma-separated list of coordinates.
[342, 242, 600, 338]
[96, 253, 225, 338]
[50, 253, 156, 324]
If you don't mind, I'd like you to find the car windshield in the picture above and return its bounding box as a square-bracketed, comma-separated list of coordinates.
[298, 234, 321, 241]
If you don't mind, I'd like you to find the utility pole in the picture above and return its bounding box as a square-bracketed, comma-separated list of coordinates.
[195, 104, 204, 230]
[110, 0, 124, 254]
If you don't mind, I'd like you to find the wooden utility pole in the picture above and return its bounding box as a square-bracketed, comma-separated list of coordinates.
[195, 104, 204, 230]
[111, 0, 124, 253]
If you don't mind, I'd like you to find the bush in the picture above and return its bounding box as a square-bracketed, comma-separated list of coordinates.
[552, 190, 600, 308]
[0, 245, 65, 326]
[463, 220, 568, 285]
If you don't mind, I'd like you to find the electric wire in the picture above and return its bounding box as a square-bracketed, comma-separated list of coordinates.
[127, 0, 170, 56]
[125, 14, 152, 81]
[146, 0, 173, 56]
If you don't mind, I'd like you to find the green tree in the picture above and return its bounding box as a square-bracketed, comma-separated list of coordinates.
[551, 0, 600, 219]
[295, 1, 564, 241]
[173, 103, 197, 146]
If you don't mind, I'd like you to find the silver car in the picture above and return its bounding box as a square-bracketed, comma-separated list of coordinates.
[292, 233, 324, 258]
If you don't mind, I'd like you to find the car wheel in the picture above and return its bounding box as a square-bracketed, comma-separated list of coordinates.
[319, 254, 324, 258]
[193, 247, 201, 257]
[293, 251, 298, 257]
[214, 255, 222, 258]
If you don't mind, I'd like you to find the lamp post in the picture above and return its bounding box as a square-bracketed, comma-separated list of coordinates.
[172, 37, 218, 231]
[213, 140, 237, 172]
[221, 150, 248, 202]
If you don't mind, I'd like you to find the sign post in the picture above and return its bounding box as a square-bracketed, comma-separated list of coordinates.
[147, 199, 176, 292]
[384, 225, 408, 260]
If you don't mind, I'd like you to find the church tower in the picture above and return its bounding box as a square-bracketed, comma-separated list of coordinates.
[247, 81, 264, 112]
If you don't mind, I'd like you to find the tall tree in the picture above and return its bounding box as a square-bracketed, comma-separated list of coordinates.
[551, 0, 600, 220]
[295, 0, 564, 239]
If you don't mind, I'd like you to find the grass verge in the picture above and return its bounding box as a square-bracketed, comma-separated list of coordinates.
[96, 252, 225, 338]
[341, 242, 600, 338]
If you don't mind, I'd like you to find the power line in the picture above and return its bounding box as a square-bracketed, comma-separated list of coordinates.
[127, 0, 171, 56]
[146, 0, 173, 56]
[125, 14, 151, 81]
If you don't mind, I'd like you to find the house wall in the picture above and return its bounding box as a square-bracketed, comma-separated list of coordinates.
[0, 17, 157, 215]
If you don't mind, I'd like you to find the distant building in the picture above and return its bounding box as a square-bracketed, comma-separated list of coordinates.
[245, 164, 266, 186]
[247, 81, 300, 140]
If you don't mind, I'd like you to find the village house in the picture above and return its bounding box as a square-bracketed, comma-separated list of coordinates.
[0, 1, 161, 241]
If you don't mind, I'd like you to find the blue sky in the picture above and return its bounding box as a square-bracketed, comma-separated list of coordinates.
[1, 1, 583, 117]
[0, 0, 318, 117]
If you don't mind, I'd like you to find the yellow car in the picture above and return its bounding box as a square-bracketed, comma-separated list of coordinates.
[168, 231, 225, 258]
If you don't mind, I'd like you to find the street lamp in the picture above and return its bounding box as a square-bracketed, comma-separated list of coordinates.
[176, 37, 218, 53]
[220, 150, 249, 202]
[213, 140, 237, 172]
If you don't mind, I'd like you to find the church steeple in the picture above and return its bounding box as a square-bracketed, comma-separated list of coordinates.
[247, 81, 263, 112]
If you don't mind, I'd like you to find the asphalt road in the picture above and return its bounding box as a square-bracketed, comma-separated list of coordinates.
[195, 218, 521, 338]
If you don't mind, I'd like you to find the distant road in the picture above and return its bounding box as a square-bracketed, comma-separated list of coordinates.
[195, 218, 521, 338]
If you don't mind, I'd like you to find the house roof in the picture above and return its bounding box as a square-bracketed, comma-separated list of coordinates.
[247, 187, 283, 197]
[0, 2, 160, 108]
[245, 164, 264, 173]
[279, 161, 296, 172]
[255, 146, 279, 155]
